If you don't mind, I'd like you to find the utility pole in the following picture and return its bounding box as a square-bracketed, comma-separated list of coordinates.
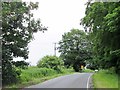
[54, 43, 57, 56]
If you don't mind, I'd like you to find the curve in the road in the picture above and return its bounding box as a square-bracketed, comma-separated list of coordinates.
[26, 73, 93, 88]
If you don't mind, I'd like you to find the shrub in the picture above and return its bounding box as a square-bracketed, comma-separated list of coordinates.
[37, 55, 64, 72]
[20, 67, 57, 82]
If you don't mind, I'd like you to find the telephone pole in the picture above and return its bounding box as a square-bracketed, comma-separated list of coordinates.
[54, 43, 57, 56]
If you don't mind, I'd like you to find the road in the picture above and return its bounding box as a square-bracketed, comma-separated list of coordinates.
[25, 73, 93, 88]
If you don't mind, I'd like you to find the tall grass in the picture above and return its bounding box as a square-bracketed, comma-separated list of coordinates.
[5, 66, 75, 88]
[93, 70, 118, 88]
[20, 67, 58, 82]
[60, 67, 75, 74]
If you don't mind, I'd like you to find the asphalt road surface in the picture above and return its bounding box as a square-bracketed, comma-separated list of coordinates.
[26, 73, 93, 88]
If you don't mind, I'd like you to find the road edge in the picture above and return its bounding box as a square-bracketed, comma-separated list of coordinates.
[87, 73, 94, 89]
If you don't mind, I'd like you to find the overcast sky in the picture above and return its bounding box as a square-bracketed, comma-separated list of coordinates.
[14, 0, 88, 66]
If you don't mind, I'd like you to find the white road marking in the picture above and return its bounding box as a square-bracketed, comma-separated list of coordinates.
[87, 73, 93, 89]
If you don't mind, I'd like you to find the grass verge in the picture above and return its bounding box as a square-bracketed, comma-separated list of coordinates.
[83, 69, 94, 73]
[4, 67, 75, 89]
[92, 70, 118, 88]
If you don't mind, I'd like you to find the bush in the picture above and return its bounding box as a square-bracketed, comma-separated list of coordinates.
[107, 67, 116, 74]
[20, 67, 57, 82]
[37, 55, 64, 72]
[60, 67, 75, 74]
[2, 62, 21, 86]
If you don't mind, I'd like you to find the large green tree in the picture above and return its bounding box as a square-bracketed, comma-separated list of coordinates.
[81, 2, 120, 73]
[58, 29, 92, 72]
[2, 2, 47, 85]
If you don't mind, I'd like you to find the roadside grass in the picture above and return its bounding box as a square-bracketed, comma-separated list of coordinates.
[83, 69, 94, 73]
[92, 70, 118, 88]
[5, 66, 75, 89]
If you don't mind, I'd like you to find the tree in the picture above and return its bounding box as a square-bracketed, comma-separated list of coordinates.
[2, 2, 47, 85]
[81, 2, 120, 74]
[12, 61, 29, 69]
[58, 29, 92, 72]
[37, 55, 64, 72]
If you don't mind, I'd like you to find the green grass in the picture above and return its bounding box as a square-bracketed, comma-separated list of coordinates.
[4, 66, 75, 89]
[20, 67, 58, 82]
[93, 70, 118, 88]
[83, 69, 94, 73]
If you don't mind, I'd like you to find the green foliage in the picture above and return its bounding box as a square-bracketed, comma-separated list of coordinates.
[81, 2, 120, 74]
[20, 67, 74, 83]
[58, 29, 92, 72]
[37, 55, 64, 73]
[5, 66, 75, 88]
[60, 67, 75, 74]
[2, 2, 46, 85]
[12, 61, 29, 69]
[20, 67, 57, 82]
[83, 69, 94, 73]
